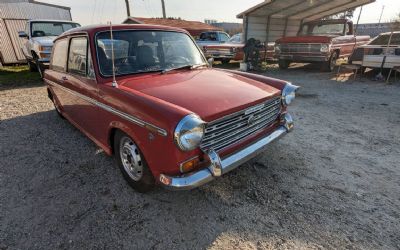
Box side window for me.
[50,39,68,71]
[346,23,351,35]
[68,37,87,76]
[220,33,229,42]
[87,48,95,79]
[208,32,217,41]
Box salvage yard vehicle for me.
[18,19,80,78]
[350,31,400,69]
[203,33,275,64]
[44,24,298,192]
[195,31,230,50]
[275,19,370,71]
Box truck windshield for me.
[299,23,345,36]
[96,30,206,76]
[31,22,80,37]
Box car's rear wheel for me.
[114,131,155,192]
[278,59,290,69]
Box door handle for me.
[61,76,68,81]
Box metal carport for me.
[237,0,376,43]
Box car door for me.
[64,36,100,138]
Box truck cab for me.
[275,19,370,71]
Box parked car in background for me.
[203,33,275,64]
[350,31,400,69]
[195,31,230,50]
[18,19,80,77]
[275,19,370,71]
[44,24,299,192]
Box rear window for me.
[199,32,218,41]
[50,39,68,71]
[370,33,400,45]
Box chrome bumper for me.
[159,114,294,190]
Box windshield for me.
[96,30,206,76]
[31,22,80,37]
[370,33,400,46]
[299,23,345,36]
[228,34,242,44]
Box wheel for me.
[35,57,44,78]
[322,52,338,72]
[27,59,38,72]
[221,58,230,64]
[114,131,155,192]
[278,59,290,69]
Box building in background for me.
[213,22,242,36]
[123,17,222,38]
[0,0,72,65]
[204,19,217,25]
[355,23,394,38]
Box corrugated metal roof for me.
[237,0,376,22]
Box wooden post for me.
[124,0,131,17]
[161,0,166,18]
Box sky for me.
[38,0,400,25]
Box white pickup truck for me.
[195,31,230,50]
[18,19,80,77]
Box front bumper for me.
[204,51,236,59]
[159,114,294,190]
[278,54,329,62]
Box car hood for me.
[32,36,56,46]
[277,35,337,44]
[118,69,281,122]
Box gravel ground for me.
[1,65,399,249]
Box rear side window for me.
[68,37,88,76]
[50,39,68,71]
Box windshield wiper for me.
[161,64,207,74]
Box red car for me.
[44,24,299,192]
[203,33,276,63]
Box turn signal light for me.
[180,157,200,173]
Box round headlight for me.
[320,44,330,53]
[282,83,299,106]
[174,114,205,151]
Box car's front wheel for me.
[27,59,37,72]
[114,131,155,192]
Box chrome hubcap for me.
[120,137,143,181]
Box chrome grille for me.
[201,97,281,152]
[281,43,321,53]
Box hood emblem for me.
[247,114,256,127]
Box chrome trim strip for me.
[46,79,168,136]
[160,114,294,190]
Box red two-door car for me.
[44,24,299,192]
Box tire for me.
[322,52,338,72]
[278,59,290,69]
[221,58,230,64]
[114,131,155,192]
[28,59,38,72]
[35,57,44,79]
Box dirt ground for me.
[0,64,399,249]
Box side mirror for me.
[18,31,28,38]
[208,58,214,68]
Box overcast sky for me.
[39,0,399,25]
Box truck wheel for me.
[221,59,230,64]
[28,60,38,72]
[322,52,338,72]
[278,59,290,69]
[35,58,44,79]
[114,131,155,193]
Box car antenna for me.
[109,21,118,88]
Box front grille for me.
[281,43,321,53]
[200,97,281,152]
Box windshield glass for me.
[299,23,345,36]
[96,30,206,76]
[31,22,80,37]
[228,34,242,43]
[370,33,400,45]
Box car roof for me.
[59,24,189,38]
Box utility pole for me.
[161,0,166,18]
[378,5,385,24]
[125,0,131,17]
